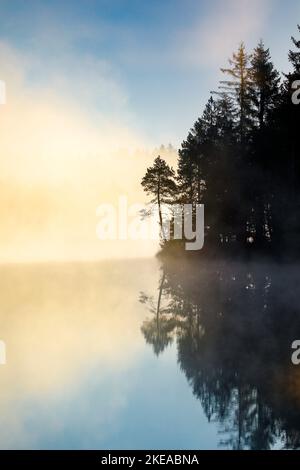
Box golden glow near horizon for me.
[0,42,179,262]
[0,0,281,263]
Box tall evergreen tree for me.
[141,156,177,238]
[251,41,280,129]
[289,24,300,75]
[218,43,254,144]
[177,131,200,204]
[141,25,300,257]
[247,42,281,246]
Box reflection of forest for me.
[140,258,300,449]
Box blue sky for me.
[1,0,299,146]
[0,0,299,262]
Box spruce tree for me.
[218,43,254,144]
[251,41,280,129]
[141,156,177,238]
[289,24,300,75]
[177,132,199,204]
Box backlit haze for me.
[0,0,298,262]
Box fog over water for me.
[0,257,299,449]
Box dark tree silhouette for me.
[140,256,300,449]
[218,42,254,145]
[139,25,300,450]
[141,26,300,259]
[289,24,300,74]
[141,156,177,240]
[140,270,177,355]
[251,40,280,129]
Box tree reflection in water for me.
[140,257,300,450]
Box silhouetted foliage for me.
[142,26,300,258]
[141,257,300,449]
[141,156,177,240]
[140,26,300,450]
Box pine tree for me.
[215,95,236,141]
[251,41,280,129]
[218,43,254,144]
[141,25,300,257]
[141,156,177,238]
[289,24,300,75]
[248,42,281,246]
[177,98,219,206]
[177,132,199,204]
[177,96,241,248]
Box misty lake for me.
[0,257,299,450]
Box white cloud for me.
[177,0,272,68]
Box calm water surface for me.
[0,258,299,449]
